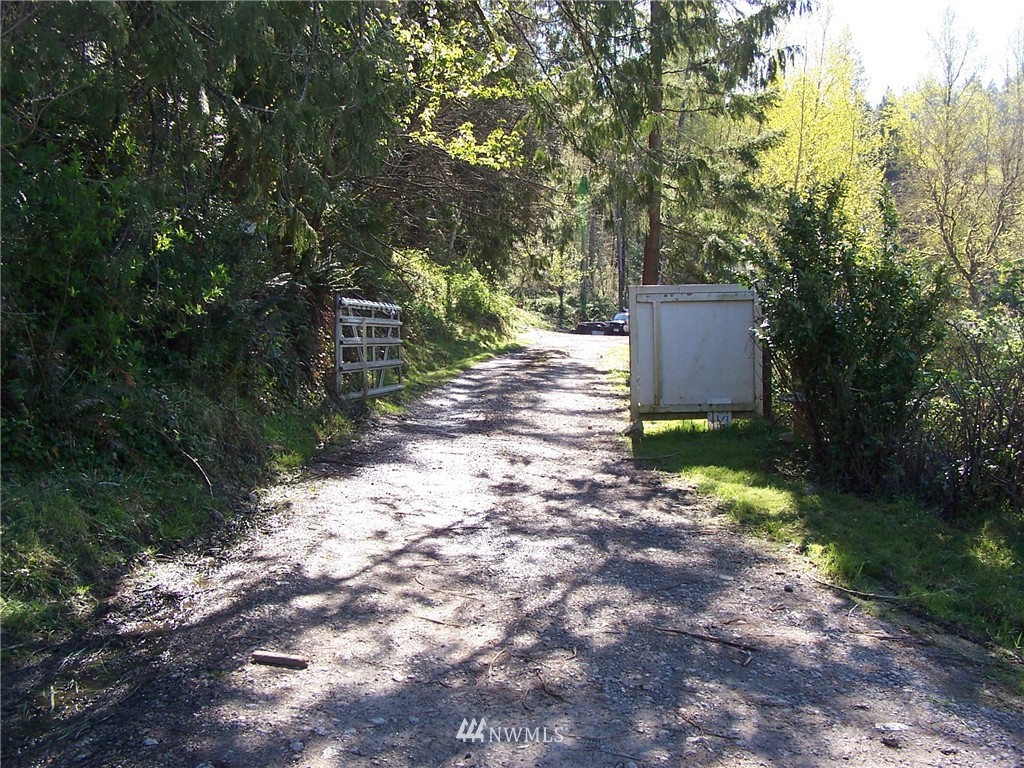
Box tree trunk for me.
[641,149,662,285]
[616,200,627,310]
[579,216,589,320]
[642,0,666,286]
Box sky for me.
[781,0,1024,105]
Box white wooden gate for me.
[335,297,404,401]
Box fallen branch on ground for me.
[649,624,759,653]
[557,733,647,761]
[251,650,309,669]
[811,577,901,601]
[848,629,929,645]
[484,648,506,681]
[600,749,647,761]
[505,645,579,663]
[413,575,478,598]
[415,614,466,629]
[157,429,212,494]
[630,451,686,461]
[310,455,366,468]
[534,669,567,701]
[521,670,567,710]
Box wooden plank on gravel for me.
[251,650,309,669]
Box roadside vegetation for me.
[0,298,521,651]
[633,420,1024,683]
[1,2,538,650]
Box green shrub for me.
[751,182,943,494]
[387,249,515,341]
[520,293,564,321]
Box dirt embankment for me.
[4,331,1023,768]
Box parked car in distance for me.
[609,311,629,335]
[573,320,609,335]
[572,311,629,336]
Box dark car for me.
[573,320,609,334]
[573,311,629,335]
[608,311,629,335]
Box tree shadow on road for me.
[6,338,1023,768]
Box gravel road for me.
[5,330,1023,768]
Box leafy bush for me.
[386,249,515,341]
[518,290,617,326]
[520,293,566,323]
[914,308,1024,516]
[751,182,942,494]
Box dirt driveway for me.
[6,331,1023,767]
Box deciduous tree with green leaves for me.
[885,11,1024,304]
[757,33,885,238]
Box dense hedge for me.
[1,2,539,474]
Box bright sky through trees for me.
[782,0,1023,105]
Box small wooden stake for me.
[252,650,309,670]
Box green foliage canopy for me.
[0,0,544,469]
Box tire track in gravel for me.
[8,331,1023,768]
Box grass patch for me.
[264,406,321,471]
[1,466,218,645]
[604,341,631,394]
[633,419,1024,670]
[262,403,361,472]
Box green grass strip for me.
[633,419,1024,671]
